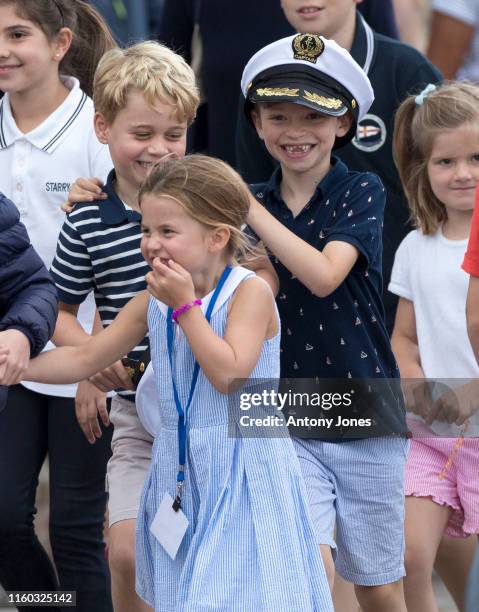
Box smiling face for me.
[140,193,216,274]
[252,101,350,181]
[280,0,360,38]
[95,90,187,202]
[0,3,67,95]
[427,124,479,216]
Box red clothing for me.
[463,190,479,276]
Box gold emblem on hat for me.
[256,87,299,97]
[351,99,357,109]
[292,34,325,64]
[303,90,343,109]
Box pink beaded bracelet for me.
[172,299,202,323]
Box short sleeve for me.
[463,196,479,276]
[324,173,385,267]
[49,215,95,304]
[388,231,415,300]
[432,0,478,25]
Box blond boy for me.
[50,42,199,612]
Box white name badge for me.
[150,493,189,560]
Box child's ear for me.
[94,112,110,144]
[53,27,73,62]
[209,227,231,252]
[251,110,264,140]
[336,112,353,138]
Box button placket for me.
[13,139,29,215]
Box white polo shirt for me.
[0,76,112,397]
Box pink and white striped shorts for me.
[405,433,479,537]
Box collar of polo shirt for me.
[0,77,88,153]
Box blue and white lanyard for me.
[166,266,232,511]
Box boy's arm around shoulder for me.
[177,276,278,394]
[246,174,384,297]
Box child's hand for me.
[430,381,479,426]
[0,346,10,376]
[61,177,107,213]
[146,259,196,308]
[75,379,110,444]
[88,359,135,393]
[401,379,435,421]
[0,330,31,385]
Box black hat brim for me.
[245,64,358,148]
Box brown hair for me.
[93,41,199,125]
[393,81,479,234]
[139,155,253,262]
[1,0,117,97]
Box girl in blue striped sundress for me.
[13,155,334,612]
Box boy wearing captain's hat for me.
[243,34,408,612]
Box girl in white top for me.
[390,82,479,612]
[0,2,115,610]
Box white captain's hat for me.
[241,33,374,147]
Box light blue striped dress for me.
[136,267,333,612]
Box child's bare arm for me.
[391,297,435,421]
[23,292,149,385]
[52,302,92,346]
[466,275,479,365]
[53,305,132,391]
[391,298,423,378]
[247,195,358,297]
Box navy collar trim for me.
[42,92,87,152]
[97,169,141,225]
[0,101,6,149]
[350,12,375,75]
[262,157,348,204]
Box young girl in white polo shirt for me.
[0,2,116,610]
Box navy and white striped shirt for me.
[50,169,149,400]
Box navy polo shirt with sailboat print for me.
[251,157,399,382]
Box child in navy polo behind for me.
[49,41,199,612]
[242,35,408,612]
